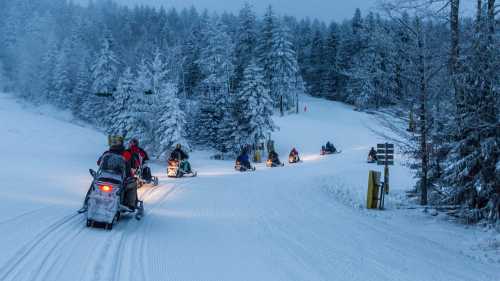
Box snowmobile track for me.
[0,213,82,281]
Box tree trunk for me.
[450,0,463,133]
[416,18,428,206]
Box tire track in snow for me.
[0,213,83,281]
[0,206,51,225]
[95,177,192,281]
[131,177,196,281]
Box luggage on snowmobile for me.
[167,159,197,178]
[86,153,144,230]
[235,160,255,172]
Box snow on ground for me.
[0,92,499,281]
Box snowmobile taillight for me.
[99,184,113,192]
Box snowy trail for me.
[0,93,499,281]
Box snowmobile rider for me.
[268,149,282,165]
[325,141,337,153]
[368,147,377,161]
[236,148,252,169]
[79,136,138,212]
[128,138,153,181]
[128,138,149,167]
[289,147,300,161]
[169,144,192,173]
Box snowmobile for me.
[266,158,284,167]
[134,160,159,187]
[288,155,301,164]
[235,160,256,172]
[86,154,144,230]
[367,155,377,164]
[167,159,197,178]
[320,146,341,156]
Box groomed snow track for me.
[1,93,499,281]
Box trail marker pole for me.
[376,143,394,209]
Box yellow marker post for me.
[367,170,381,209]
[254,149,261,163]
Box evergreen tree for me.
[233,2,257,91]
[257,5,277,90]
[309,29,326,96]
[52,39,73,106]
[91,34,119,96]
[180,28,203,98]
[270,20,301,111]
[108,67,136,137]
[156,83,188,156]
[236,62,275,146]
[323,22,340,99]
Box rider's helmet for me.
[176,143,181,149]
[129,138,139,147]
[108,135,124,148]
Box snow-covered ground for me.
[0,92,499,281]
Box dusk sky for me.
[76,0,477,23]
[80,0,380,22]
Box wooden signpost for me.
[376,143,394,209]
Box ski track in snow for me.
[1,93,499,281]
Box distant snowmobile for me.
[167,159,197,178]
[235,160,256,172]
[167,144,197,178]
[288,148,301,164]
[86,153,144,230]
[367,147,377,163]
[321,141,340,155]
[266,150,284,167]
[235,151,255,172]
[135,160,159,186]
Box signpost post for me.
[376,143,394,209]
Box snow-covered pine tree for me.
[216,94,240,155]
[235,61,275,147]
[69,52,91,116]
[155,82,188,157]
[52,39,73,107]
[127,58,154,145]
[233,2,257,91]
[180,28,203,98]
[269,20,302,111]
[257,5,277,91]
[91,34,119,97]
[322,22,340,100]
[196,18,235,148]
[134,58,153,96]
[309,29,326,97]
[108,67,136,137]
[89,33,119,125]
[444,0,499,222]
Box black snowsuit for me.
[325,142,336,153]
[268,151,281,165]
[170,148,189,161]
[368,148,377,161]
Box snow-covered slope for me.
[0,93,498,281]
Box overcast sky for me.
[85,0,380,22]
[78,0,476,23]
